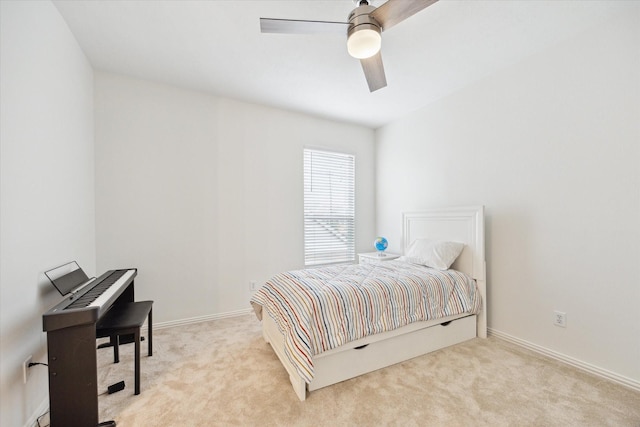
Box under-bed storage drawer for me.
[309,315,476,391]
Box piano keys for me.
[43,267,137,427]
[43,269,137,332]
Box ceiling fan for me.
[260,0,439,92]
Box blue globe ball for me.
[374,237,388,252]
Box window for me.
[304,148,355,266]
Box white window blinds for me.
[304,149,356,266]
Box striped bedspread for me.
[250,260,481,383]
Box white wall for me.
[94,72,376,324]
[376,7,639,385]
[0,1,95,426]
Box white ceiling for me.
[53,0,621,129]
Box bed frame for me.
[262,205,487,401]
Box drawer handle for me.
[354,344,369,350]
[440,321,452,327]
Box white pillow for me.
[401,239,465,270]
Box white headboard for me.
[402,206,487,337]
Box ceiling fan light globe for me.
[347,28,381,59]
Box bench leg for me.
[148,308,153,357]
[134,328,141,395]
[113,335,120,364]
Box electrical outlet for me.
[553,311,567,328]
[250,281,257,292]
[23,355,32,384]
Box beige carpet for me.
[92,314,640,427]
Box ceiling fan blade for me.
[260,18,349,35]
[370,0,439,32]
[360,52,387,92]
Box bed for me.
[251,205,487,401]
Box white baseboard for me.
[153,307,253,330]
[488,328,640,392]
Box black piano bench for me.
[96,301,153,395]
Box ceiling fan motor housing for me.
[348,4,381,35]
